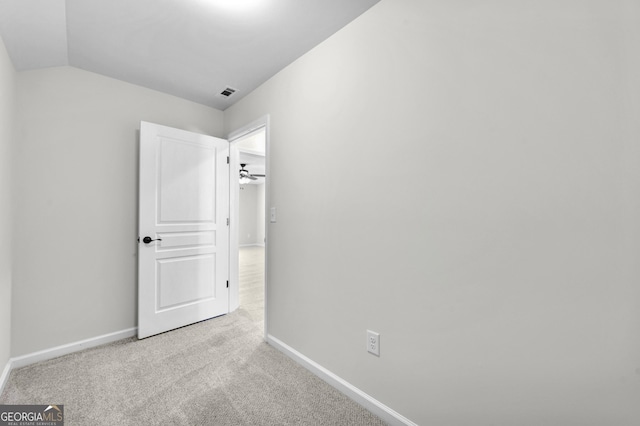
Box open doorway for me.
[236,129,265,329]
[229,118,269,337]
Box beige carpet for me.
[1,247,386,425]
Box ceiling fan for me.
[239,163,265,184]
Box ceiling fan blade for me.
[239,163,265,181]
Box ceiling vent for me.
[219,86,238,98]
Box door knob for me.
[142,236,162,244]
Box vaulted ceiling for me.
[0,0,380,110]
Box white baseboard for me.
[0,360,11,397]
[267,335,417,426]
[10,327,137,370]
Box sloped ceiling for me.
[0,0,380,110]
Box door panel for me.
[156,255,216,310]
[138,121,229,339]
[156,231,216,250]
[157,137,216,223]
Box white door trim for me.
[227,115,270,341]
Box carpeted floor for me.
[0,247,386,425]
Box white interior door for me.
[138,121,229,339]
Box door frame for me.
[227,115,270,341]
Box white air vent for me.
[219,86,238,98]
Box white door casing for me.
[138,121,229,339]
[228,115,270,339]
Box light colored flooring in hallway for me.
[239,245,265,330]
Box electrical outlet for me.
[367,330,380,356]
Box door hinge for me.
[226,218,230,226]
[227,156,230,164]
[226,280,229,288]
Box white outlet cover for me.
[367,330,380,356]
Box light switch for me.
[270,207,277,223]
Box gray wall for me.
[0,36,14,374]
[225,0,640,424]
[12,66,224,356]
[239,184,258,246]
[239,183,266,246]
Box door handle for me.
[142,236,162,244]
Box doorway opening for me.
[228,117,269,338]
